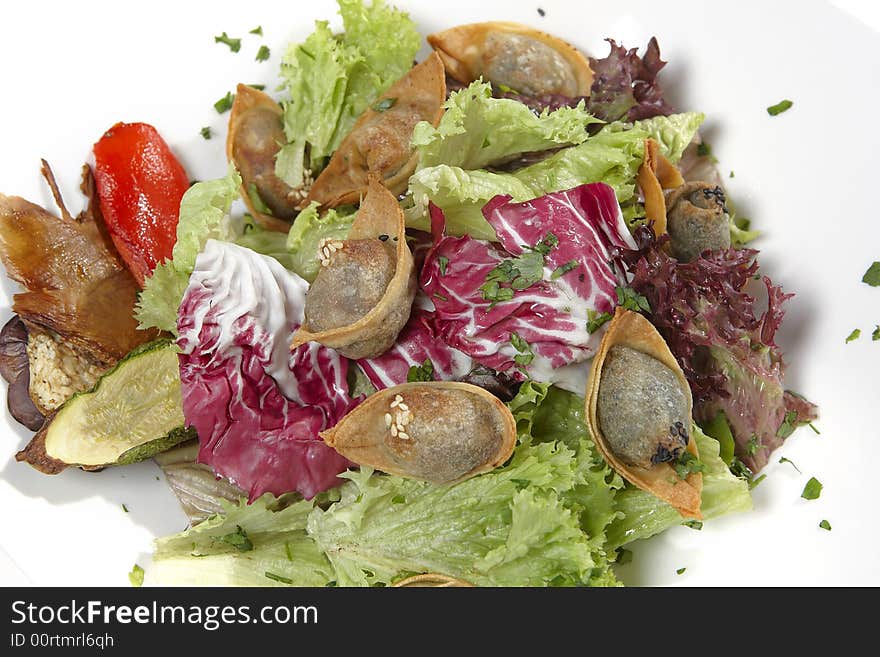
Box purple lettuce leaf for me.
[588,37,674,123]
[177,240,359,502]
[619,227,817,472]
[420,182,634,383]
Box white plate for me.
[1,0,878,587]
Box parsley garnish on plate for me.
[214,32,242,53]
[249,26,263,36]
[214,91,235,114]
[128,564,144,587]
[819,519,832,531]
[683,520,703,530]
[676,567,687,575]
[862,262,880,286]
[779,456,801,473]
[673,451,704,479]
[873,326,880,341]
[767,99,793,116]
[845,328,861,343]
[255,45,271,62]
[200,126,212,140]
[801,477,823,500]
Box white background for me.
[0,0,878,586]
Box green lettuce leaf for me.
[275,0,419,188]
[413,81,597,171]
[408,112,704,239]
[284,202,357,282]
[605,424,753,551]
[136,168,242,333]
[152,495,334,586]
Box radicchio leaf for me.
[618,227,817,471]
[357,296,473,390]
[421,183,634,385]
[177,240,359,501]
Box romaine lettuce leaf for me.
[275,0,419,187]
[605,424,752,550]
[152,495,335,586]
[413,81,597,171]
[136,167,242,333]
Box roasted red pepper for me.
[93,122,189,286]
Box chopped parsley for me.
[846,328,861,343]
[128,564,144,587]
[729,170,735,178]
[746,434,762,455]
[861,261,880,286]
[801,477,823,500]
[730,458,753,483]
[200,126,212,140]
[776,410,799,439]
[778,456,801,473]
[586,310,613,334]
[219,525,254,552]
[214,91,235,114]
[264,571,293,585]
[551,259,579,280]
[819,519,832,531]
[873,326,880,341]
[673,451,704,480]
[438,256,449,276]
[509,332,535,367]
[255,45,271,62]
[407,358,436,383]
[767,99,793,116]
[249,26,263,36]
[372,97,397,112]
[121,503,129,513]
[676,567,687,575]
[683,520,703,530]
[214,32,242,53]
[615,286,651,313]
[480,235,557,303]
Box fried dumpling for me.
[304,53,446,208]
[227,84,305,232]
[291,176,416,359]
[320,382,516,484]
[427,22,593,97]
[586,308,703,519]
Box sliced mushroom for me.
[320,382,516,485]
[227,84,304,232]
[428,22,593,97]
[305,53,446,208]
[586,308,702,518]
[291,176,416,359]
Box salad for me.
[0,0,818,587]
